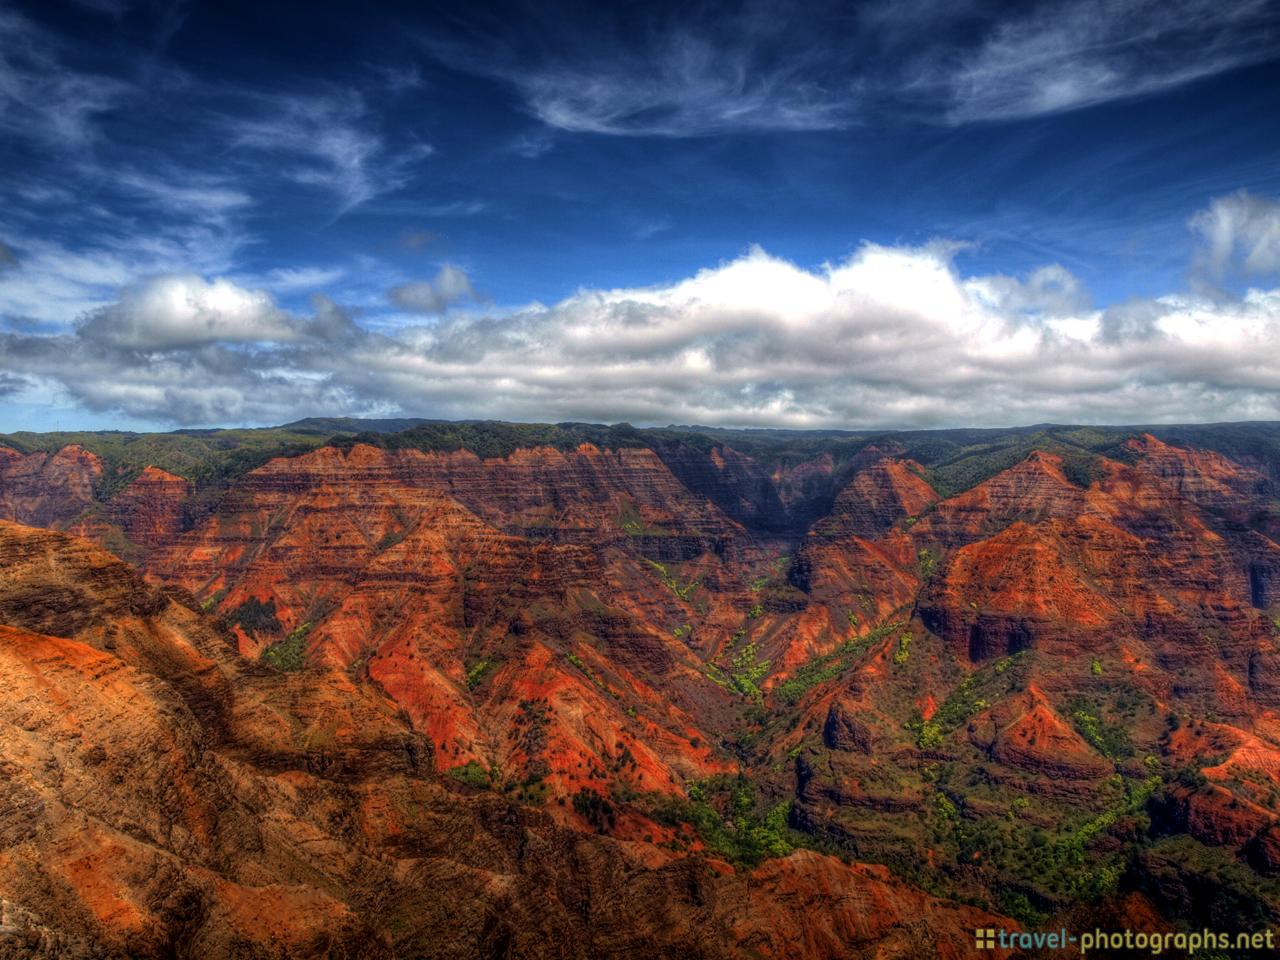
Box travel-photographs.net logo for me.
[973,927,1277,954]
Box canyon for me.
[1,418,1279,957]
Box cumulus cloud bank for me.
[77,275,297,349]
[4,231,1280,428]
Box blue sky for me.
[2,0,1280,431]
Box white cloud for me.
[1191,190,1280,279]
[388,264,478,315]
[0,10,132,149]
[431,0,1280,135]
[519,32,851,136]
[933,0,1279,123]
[0,222,248,325]
[112,169,251,222]
[966,264,1092,320]
[226,90,432,211]
[5,207,1280,428]
[76,275,297,348]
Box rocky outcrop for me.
[968,688,1112,780]
[912,450,1087,547]
[816,457,936,540]
[0,444,101,527]
[823,697,875,753]
[105,466,191,546]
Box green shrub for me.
[1069,701,1134,760]
[465,659,493,689]
[261,621,311,671]
[893,634,911,665]
[572,788,616,832]
[917,548,937,580]
[651,777,794,866]
[448,760,493,789]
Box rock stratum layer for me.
[3,420,1280,956]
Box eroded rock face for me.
[0,445,102,527]
[823,698,875,754]
[968,688,1112,781]
[6,426,1280,953]
[0,520,1002,959]
[105,466,192,547]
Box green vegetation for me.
[447,760,494,789]
[711,638,770,701]
[566,651,611,693]
[1060,452,1105,489]
[261,621,312,671]
[651,777,795,866]
[10,419,1280,526]
[1140,835,1280,932]
[1069,699,1134,760]
[644,558,700,600]
[774,620,904,705]
[0,425,333,507]
[909,656,1021,748]
[1090,658,1104,676]
[465,658,494,689]
[376,529,406,552]
[572,787,617,832]
[916,548,936,580]
[892,633,912,665]
[617,498,664,536]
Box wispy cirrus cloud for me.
[1191,189,1280,281]
[930,0,1280,123]
[516,33,852,137]
[425,10,857,137]
[0,10,436,338]
[426,0,1280,136]
[226,90,433,211]
[0,9,132,148]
